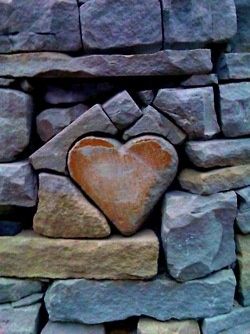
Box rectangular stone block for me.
[237,234,250,306]
[218,53,250,80]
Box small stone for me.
[181,74,218,87]
[68,136,178,235]
[219,83,250,137]
[138,319,200,334]
[36,104,88,142]
[29,104,118,174]
[161,191,237,281]
[153,87,219,139]
[136,90,155,106]
[218,53,250,80]
[0,161,37,207]
[0,221,22,236]
[41,321,105,334]
[237,234,250,306]
[11,293,43,308]
[33,173,110,238]
[186,139,250,168]
[45,270,236,324]
[179,165,250,195]
[20,80,34,93]
[123,106,186,145]
[0,78,15,87]
[103,91,142,130]
[236,186,250,234]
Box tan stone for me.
[237,234,250,306]
[0,230,159,280]
[138,319,200,334]
[68,136,178,236]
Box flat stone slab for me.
[41,321,105,334]
[237,234,250,306]
[138,319,200,334]
[0,50,212,78]
[45,269,236,324]
[181,74,218,87]
[236,186,250,234]
[0,230,159,280]
[218,53,250,80]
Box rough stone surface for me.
[45,270,236,324]
[33,173,110,238]
[237,234,250,306]
[153,87,219,139]
[80,0,162,53]
[179,165,250,195]
[236,187,250,234]
[0,89,33,162]
[0,230,158,279]
[103,91,142,130]
[136,90,155,106]
[29,104,118,174]
[138,319,200,334]
[41,321,105,334]
[0,50,212,78]
[0,78,15,87]
[219,83,250,137]
[11,293,43,309]
[0,221,22,236]
[123,106,186,145]
[161,191,237,281]
[218,53,250,80]
[181,74,218,87]
[0,0,81,53]
[37,104,88,142]
[68,136,178,235]
[186,139,250,168]
[0,161,37,207]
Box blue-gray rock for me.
[11,293,44,308]
[0,89,33,162]
[219,83,250,137]
[0,221,22,236]
[45,270,236,324]
[236,187,250,234]
[186,139,250,168]
[41,321,105,334]
[0,161,37,207]
[153,87,219,139]
[80,0,162,53]
[181,74,218,87]
[0,78,15,87]
[136,90,155,106]
[161,191,237,281]
[218,53,250,80]
[0,0,81,53]
[237,234,250,306]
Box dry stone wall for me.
[0,0,250,333]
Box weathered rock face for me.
[236,186,250,234]
[45,270,236,324]
[137,319,200,334]
[0,0,81,53]
[0,78,15,87]
[218,53,250,80]
[11,293,43,309]
[0,230,159,279]
[161,191,237,281]
[0,89,33,162]
[237,234,250,306]
[80,0,162,53]
[153,87,219,139]
[0,221,22,236]
[68,136,178,235]
[33,173,110,238]
[41,321,105,334]
[136,90,155,106]
[181,74,218,87]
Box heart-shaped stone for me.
[68,136,178,235]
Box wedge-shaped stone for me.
[218,53,250,80]
[237,234,250,306]
[138,319,200,334]
[0,230,158,279]
[41,321,105,334]
[236,187,250,234]
[45,270,235,324]
[181,74,218,87]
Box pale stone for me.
[237,234,250,306]
[138,319,200,334]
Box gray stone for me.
[80,0,162,53]
[202,304,250,334]
[103,91,142,130]
[45,270,236,324]
[236,187,250,234]
[138,319,200,334]
[36,104,88,142]
[218,53,250,80]
[11,293,43,308]
[237,234,250,306]
[136,90,155,106]
[0,78,15,87]
[219,83,250,137]
[181,74,218,87]
[20,80,35,94]
[161,191,237,281]
[123,106,186,145]
[0,278,42,304]
[41,321,105,334]
[153,87,219,139]
[29,104,118,174]
[0,161,37,207]
[0,89,33,162]
[179,165,250,195]
[0,0,81,53]
[186,139,250,168]
[0,50,212,78]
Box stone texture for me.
[29,104,118,174]
[186,139,250,168]
[0,161,37,207]
[161,191,237,281]
[103,91,142,130]
[179,165,250,195]
[41,321,105,334]
[0,78,15,87]
[236,187,250,234]
[11,293,43,308]
[0,89,33,162]
[45,269,235,324]
[0,50,212,78]
[219,83,250,137]
[181,74,218,87]
[218,53,250,80]
[237,234,250,306]
[80,0,162,53]
[0,0,81,53]
[153,87,219,139]
[0,230,158,279]
[0,221,22,236]
[37,104,88,142]
[33,173,110,238]
[123,106,186,145]
[136,90,155,106]
[68,136,178,235]
[138,319,200,334]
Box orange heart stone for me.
[68,136,178,235]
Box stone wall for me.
[0,0,250,333]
